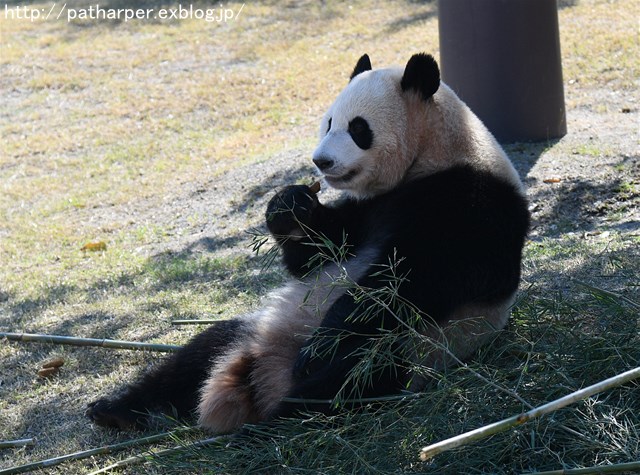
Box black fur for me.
[348,116,374,150]
[350,53,372,81]
[267,165,529,416]
[265,184,319,275]
[86,319,248,429]
[401,53,440,100]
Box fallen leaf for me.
[81,241,107,252]
[42,357,65,369]
[37,367,59,378]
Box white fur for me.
[406,292,516,391]
[315,69,524,199]
[314,69,411,197]
[198,246,379,432]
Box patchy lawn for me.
[0,0,638,473]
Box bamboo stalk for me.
[171,319,219,325]
[87,436,224,475]
[419,366,640,461]
[521,461,640,475]
[0,431,193,475]
[0,439,34,449]
[0,332,180,352]
[281,391,424,405]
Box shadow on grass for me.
[178,276,639,474]
[558,0,579,8]
[230,163,318,215]
[504,140,560,179]
[0,159,317,341]
[524,153,640,237]
[384,1,437,33]
[2,243,280,327]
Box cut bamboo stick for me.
[0,431,191,475]
[521,461,640,475]
[419,366,640,461]
[87,436,224,475]
[0,439,34,449]
[0,332,180,352]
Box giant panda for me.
[86,53,530,433]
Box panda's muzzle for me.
[313,152,359,184]
[323,168,359,185]
[312,155,334,172]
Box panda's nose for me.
[313,156,334,171]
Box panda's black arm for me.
[279,203,364,276]
[266,185,364,277]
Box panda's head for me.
[313,53,440,199]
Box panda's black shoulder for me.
[401,164,523,201]
[372,164,530,234]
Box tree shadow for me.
[173,234,247,255]
[558,0,579,8]
[230,163,318,215]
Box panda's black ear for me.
[350,54,372,81]
[401,53,440,100]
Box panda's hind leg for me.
[197,303,312,433]
[86,318,247,430]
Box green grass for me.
[1,0,639,473]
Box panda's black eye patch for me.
[348,116,373,150]
[326,118,332,135]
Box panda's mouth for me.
[324,168,359,184]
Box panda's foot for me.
[86,398,147,431]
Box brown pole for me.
[438,0,567,142]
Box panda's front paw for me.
[266,185,319,240]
